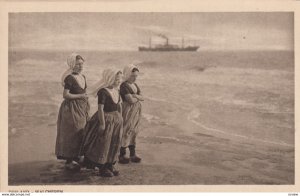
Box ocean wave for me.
[145,95,184,108]
[141,135,189,143]
[142,113,160,122]
[189,65,215,72]
[9,98,60,107]
[142,113,168,126]
[139,61,159,67]
[15,58,59,67]
[187,109,293,147]
[145,97,168,103]
[212,96,293,114]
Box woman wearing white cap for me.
[119,64,144,164]
[81,68,123,177]
[55,53,90,171]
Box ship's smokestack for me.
[157,33,169,45]
[157,33,168,40]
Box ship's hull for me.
[138,46,199,52]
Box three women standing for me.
[55,53,90,171]
[56,55,144,176]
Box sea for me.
[8,49,294,163]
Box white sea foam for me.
[142,113,160,123]
[187,109,293,147]
[15,58,58,67]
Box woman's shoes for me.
[99,167,114,177]
[128,145,141,163]
[130,155,142,163]
[118,155,130,164]
[108,164,120,176]
[80,157,96,170]
[98,163,119,177]
[65,161,81,172]
[119,155,142,163]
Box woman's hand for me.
[81,93,88,99]
[125,94,138,104]
[134,94,144,101]
[63,89,89,100]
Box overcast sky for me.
[9,12,293,51]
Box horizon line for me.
[8,47,295,53]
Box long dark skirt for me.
[81,111,123,164]
[121,101,142,147]
[55,98,90,160]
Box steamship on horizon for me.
[138,35,199,52]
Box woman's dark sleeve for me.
[97,89,107,105]
[83,74,87,89]
[120,84,131,97]
[135,83,141,95]
[64,75,73,90]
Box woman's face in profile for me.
[113,73,122,87]
[128,71,138,83]
[73,59,84,73]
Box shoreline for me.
[8,114,294,185]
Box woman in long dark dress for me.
[119,64,144,164]
[55,53,90,171]
[81,68,123,177]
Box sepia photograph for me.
[0,1,299,192]
[6,11,295,186]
